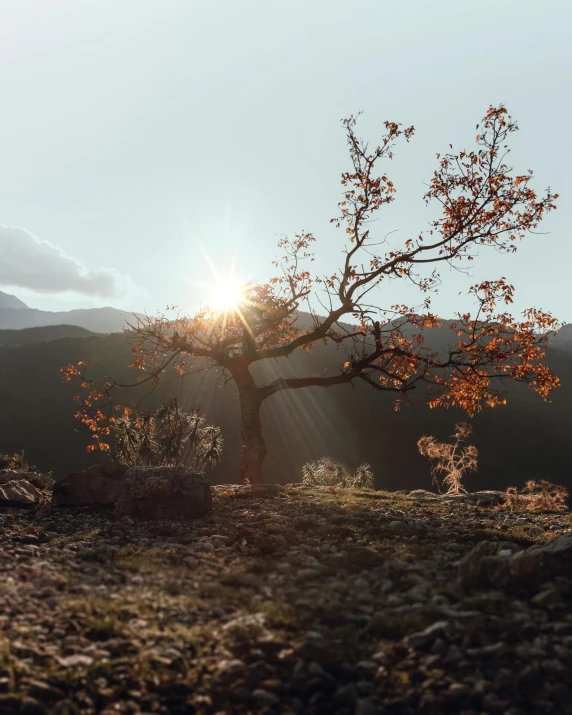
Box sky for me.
[0,0,570,322]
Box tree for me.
[63,105,560,485]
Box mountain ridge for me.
[0,291,143,333]
[0,289,29,310]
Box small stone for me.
[388,520,402,529]
[527,526,544,536]
[251,689,280,707]
[27,681,64,702]
[553,622,572,635]
[58,654,94,668]
[164,647,182,659]
[444,645,463,665]
[334,683,358,705]
[447,682,470,698]
[51,702,80,715]
[405,620,450,649]
[531,588,561,607]
[356,698,378,715]
[307,661,328,677]
[21,697,46,715]
[541,659,563,672]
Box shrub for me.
[0,450,35,472]
[301,457,375,489]
[112,399,223,473]
[417,422,478,495]
[502,480,569,513]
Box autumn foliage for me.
[62,105,560,484]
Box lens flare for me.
[210,276,245,312]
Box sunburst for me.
[209,275,245,312]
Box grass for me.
[47,528,102,547]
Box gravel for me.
[0,484,570,713]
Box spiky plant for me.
[417,422,478,495]
[301,457,375,489]
[112,399,223,474]
[352,463,375,489]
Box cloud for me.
[0,225,132,298]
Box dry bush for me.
[0,450,35,472]
[302,457,375,489]
[502,480,569,513]
[417,422,478,495]
[113,399,223,473]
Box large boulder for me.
[114,466,212,520]
[507,533,572,586]
[52,463,128,506]
[0,472,44,507]
[0,470,54,492]
[460,534,572,589]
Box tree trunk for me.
[233,367,267,485]
[238,388,267,485]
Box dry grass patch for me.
[501,480,569,513]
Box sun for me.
[210,276,245,312]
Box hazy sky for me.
[0,0,570,321]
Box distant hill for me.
[0,325,96,347]
[0,318,570,492]
[551,324,572,351]
[0,290,28,310]
[0,292,142,333]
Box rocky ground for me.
[0,484,571,715]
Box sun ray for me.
[210,276,245,312]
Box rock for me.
[459,540,521,587]
[447,682,471,699]
[471,490,506,507]
[0,695,21,712]
[508,533,572,586]
[460,534,572,589]
[408,489,441,500]
[404,620,451,649]
[26,681,64,702]
[369,605,446,639]
[114,466,212,520]
[57,654,94,668]
[251,689,281,707]
[0,470,53,491]
[21,697,46,715]
[334,683,358,705]
[0,476,43,506]
[51,701,80,715]
[356,698,378,715]
[53,463,128,506]
[527,526,544,536]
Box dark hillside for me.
[0,324,570,490]
[0,325,96,346]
